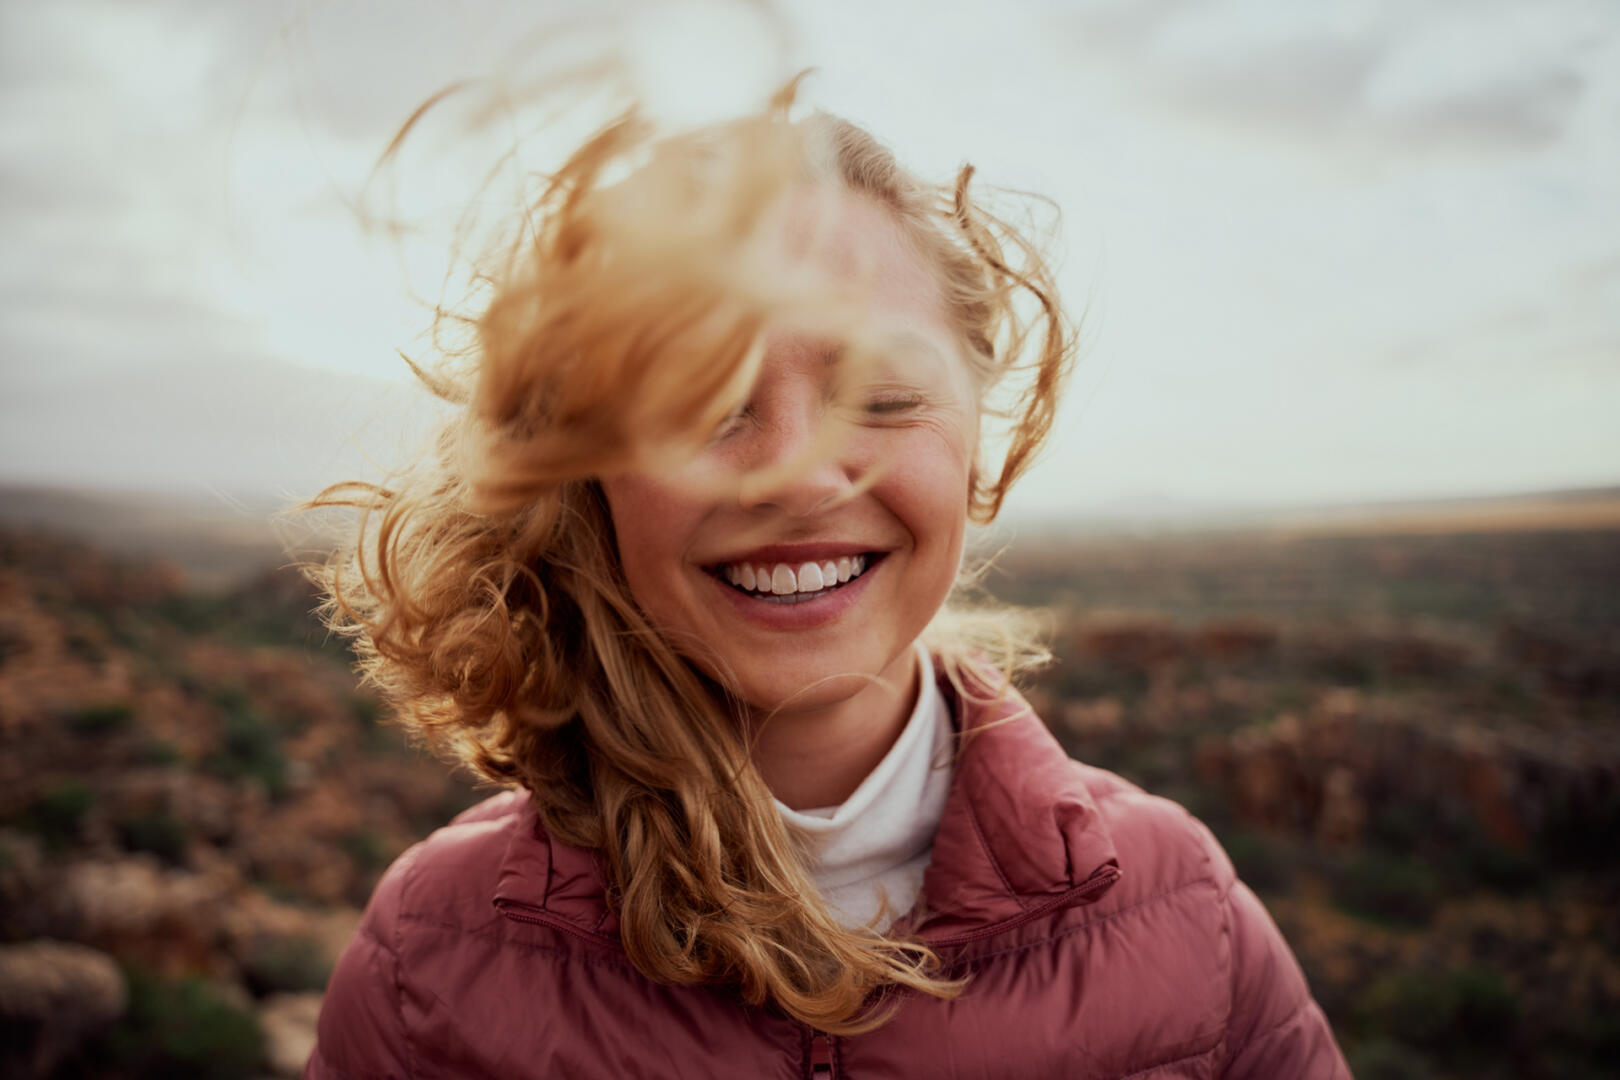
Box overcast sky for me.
[1,0,1616,521]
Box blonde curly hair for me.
[305,80,1076,1033]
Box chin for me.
[722,646,909,717]
[738,673,858,715]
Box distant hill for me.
[5,481,1618,591]
[1218,485,1620,538]
[0,486,317,590]
[992,484,1620,542]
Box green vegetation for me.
[204,688,288,799]
[1353,967,1520,1060]
[63,626,107,663]
[339,828,388,873]
[1218,829,1298,896]
[241,935,333,996]
[135,738,183,766]
[1331,850,1443,928]
[1347,1038,1436,1080]
[116,809,188,864]
[17,781,94,852]
[157,571,347,655]
[69,967,266,1080]
[67,700,135,736]
[348,694,383,729]
[349,692,396,749]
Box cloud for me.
[1380,249,1620,378]
[1051,0,1603,160]
[0,3,235,318]
[1378,72,1584,153]
[3,0,1616,514]
[0,347,448,497]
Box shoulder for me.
[1054,764,1242,1012]
[309,791,534,1075]
[1072,761,1236,902]
[368,788,532,928]
[448,786,530,827]
[1066,765,1350,1076]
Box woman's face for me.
[600,190,977,715]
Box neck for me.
[747,646,922,811]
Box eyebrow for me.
[884,331,947,361]
[816,342,847,368]
[817,332,945,366]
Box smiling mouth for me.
[705,553,882,604]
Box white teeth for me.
[718,555,873,594]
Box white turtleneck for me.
[773,644,955,933]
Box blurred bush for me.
[204,689,289,799]
[1331,851,1442,928]
[66,701,135,737]
[240,936,332,997]
[18,783,95,853]
[66,967,266,1080]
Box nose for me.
[734,394,856,517]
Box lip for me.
[703,551,886,631]
[699,541,888,568]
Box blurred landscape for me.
[1,483,1616,1079]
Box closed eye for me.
[862,392,926,416]
[709,402,752,441]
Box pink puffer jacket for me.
[306,676,1350,1078]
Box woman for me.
[304,87,1350,1078]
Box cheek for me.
[877,426,973,562]
[599,476,705,604]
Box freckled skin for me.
[600,189,977,807]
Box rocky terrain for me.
[0,503,1616,1078]
[0,529,481,1078]
[1003,525,1620,1080]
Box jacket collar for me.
[904,665,1121,942]
[492,663,1120,944]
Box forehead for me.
[754,196,965,395]
[750,184,966,392]
[771,184,950,329]
[665,183,981,485]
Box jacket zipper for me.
[808,1030,837,1079]
[797,870,1114,1079]
[925,863,1122,948]
[494,899,621,950]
